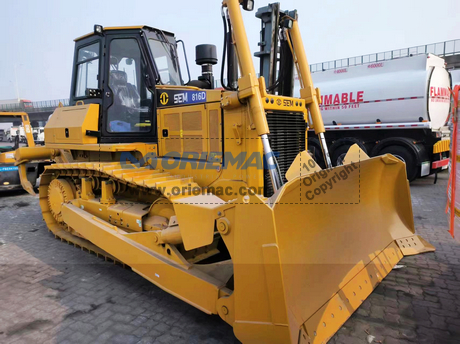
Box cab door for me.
[101,33,157,143]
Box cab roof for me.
[74,25,175,42]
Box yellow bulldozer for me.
[0,112,43,190]
[15,0,434,342]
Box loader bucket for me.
[231,148,434,343]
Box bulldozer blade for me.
[286,150,322,182]
[232,154,434,343]
[18,163,36,195]
[342,143,370,165]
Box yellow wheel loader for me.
[15,1,434,343]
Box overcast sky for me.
[0,0,459,102]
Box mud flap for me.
[246,147,434,343]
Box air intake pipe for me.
[195,44,218,89]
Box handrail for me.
[310,39,460,73]
[0,98,70,113]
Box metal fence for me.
[310,39,460,73]
[0,98,69,113]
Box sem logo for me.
[174,93,188,104]
[276,99,282,106]
[283,99,294,107]
[159,92,169,105]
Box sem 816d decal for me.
[157,90,207,107]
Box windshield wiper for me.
[156,30,176,66]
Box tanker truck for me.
[297,53,451,181]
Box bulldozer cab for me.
[70,26,182,143]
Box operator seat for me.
[109,70,140,109]
[108,70,141,131]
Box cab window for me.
[75,42,100,98]
[107,38,152,133]
[148,39,181,86]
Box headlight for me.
[242,0,254,11]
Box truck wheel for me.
[331,145,351,166]
[379,145,417,182]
